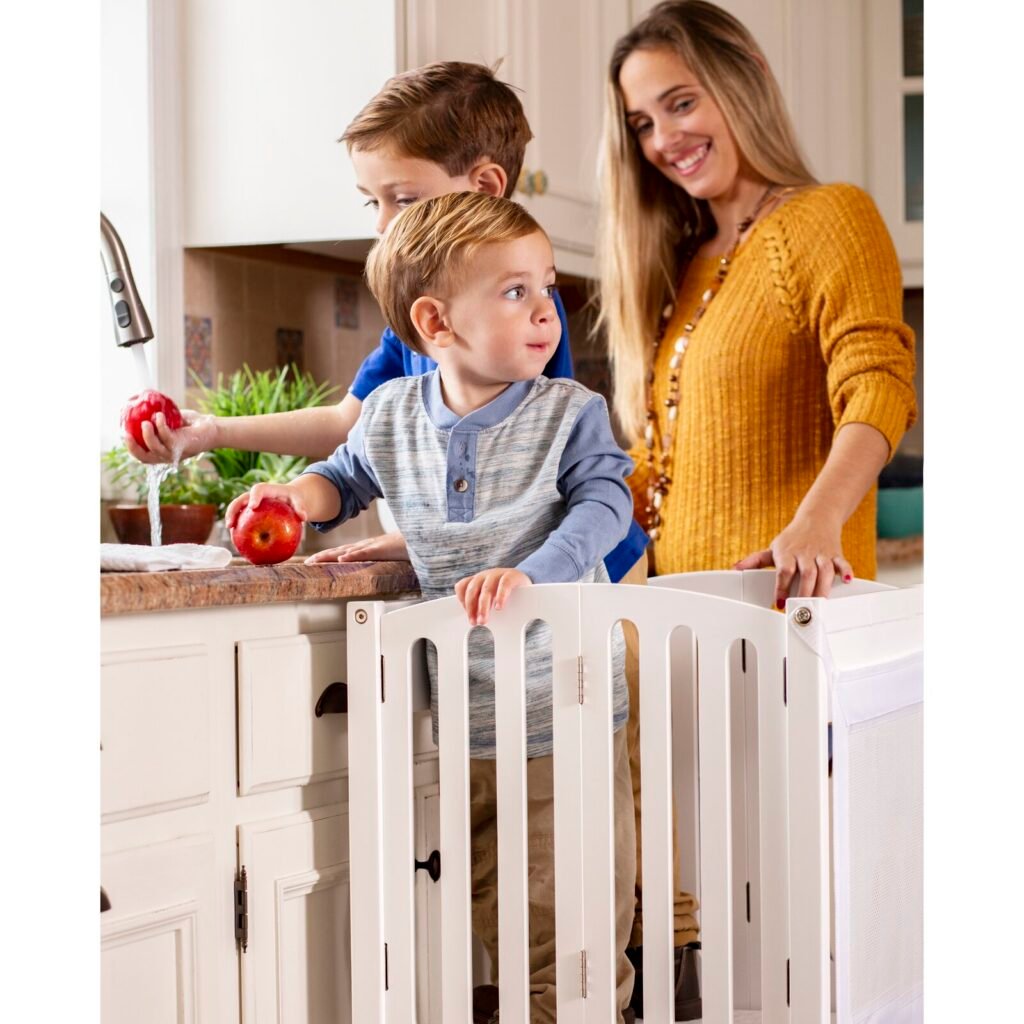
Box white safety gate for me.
[346,570,923,1023]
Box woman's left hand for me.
[733,513,854,609]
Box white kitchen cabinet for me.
[182,0,398,246]
[101,835,219,1024]
[865,0,923,285]
[236,631,349,796]
[101,598,438,1024]
[238,808,353,1024]
[403,0,632,276]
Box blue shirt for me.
[347,289,648,581]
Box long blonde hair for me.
[596,1,817,441]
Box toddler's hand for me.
[454,568,531,626]
[305,530,410,564]
[226,483,308,531]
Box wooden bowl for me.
[108,504,217,546]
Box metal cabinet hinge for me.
[234,867,248,952]
[577,655,585,705]
[580,949,588,998]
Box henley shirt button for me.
[453,478,469,493]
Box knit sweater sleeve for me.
[800,184,918,458]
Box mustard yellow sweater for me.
[629,183,917,580]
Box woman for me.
[597,3,917,1017]
[598,0,917,606]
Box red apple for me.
[231,497,303,565]
[120,389,184,452]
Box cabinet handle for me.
[314,681,348,717]
[516,168,549,198]
[415,849,441,883]
[100,887,111,913]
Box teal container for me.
[877,486,923,539]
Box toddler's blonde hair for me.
[365,192,545,353]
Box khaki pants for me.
[619,553,701,948]
[469,728,637,1024]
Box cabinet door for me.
[238,808,352,1024]
[182,1,397,245]
[504,0,631,273]
[101,836,221,1024]
[236,631,348,795]
[101,644,212,822]
[404,0,631,274]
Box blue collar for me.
[422,370,536,432]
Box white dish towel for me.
[101,543,233,573]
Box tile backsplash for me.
[183,246,385,401]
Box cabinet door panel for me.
[101,644,212,821]
[237,632,348,795]
[239,808,352,1024]
[101,836,219,1024]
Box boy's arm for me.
[516,396,633,584]
[127,328,411,463]
[129,391,364,464]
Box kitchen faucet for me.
[100,212,153,347]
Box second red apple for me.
[231,497,303,565]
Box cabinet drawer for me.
[237,632,348,796]
[101,645,212,822]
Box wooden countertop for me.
[101,558,419,616]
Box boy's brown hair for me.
[365,192,544,353]
[340,61,532,199]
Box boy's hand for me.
[226,483,309,531]
[454,568,531,626]
[304,530,410,564]
[125,409,217,464]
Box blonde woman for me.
[598,2,917,1017]
[600,0,916,599]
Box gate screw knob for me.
[354,609,368,624]
[793,606,813,626]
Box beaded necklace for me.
[641,185,790,541]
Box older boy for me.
[227,192,637,1023]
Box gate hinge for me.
[580,948,588,998]
[577,655,585,704]
[234,866,248,952]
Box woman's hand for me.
[125,409,218,464]
[733,512,854,609]
[304,531,410,564]
[225,483,309,531]
[454,568,531,626]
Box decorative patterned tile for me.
[276,327,305,372]
[184,315,213,387]
[334,275,360,329]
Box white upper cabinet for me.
[404,0,631,275]
[182,1,398,246]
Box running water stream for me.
[129,344,181,547]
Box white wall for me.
[100,0,159,459]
